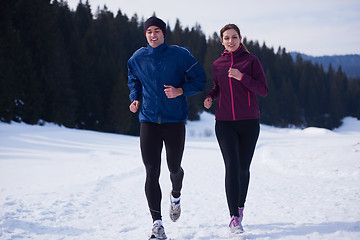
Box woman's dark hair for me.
[220,24,250,53]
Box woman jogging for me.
[204,23,268,234]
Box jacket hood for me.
[147,41,168,54]
[221,46,247,56]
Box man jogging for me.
[127,16,206,239]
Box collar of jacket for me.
[221,46,244,56]
[147,41,168,54]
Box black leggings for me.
[140,122,185,221]
[215,119,259,217]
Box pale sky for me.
[65,0,360,56]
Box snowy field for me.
[0,112,359,240]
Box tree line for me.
[1,0,359,136]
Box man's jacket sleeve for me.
[127,60,142,102]
[181,55,206,97]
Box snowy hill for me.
[1,112,360,239]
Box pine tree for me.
[2,1,359,132]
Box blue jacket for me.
[128,42,206,123]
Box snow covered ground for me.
[0,112,359,240]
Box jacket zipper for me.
[219,93,221,108]
[229,53,236,120]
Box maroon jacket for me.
[206,46,268,121]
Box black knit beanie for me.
[144,16,166,36]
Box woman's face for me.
[146,25,165,48]
[221,29,241,52]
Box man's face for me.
[146,25,165,48]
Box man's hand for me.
[164,85,183,98]
[129,100,140,113]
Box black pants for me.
[140,122,185,221]
[215,119,260,217]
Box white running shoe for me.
[149,220,167,239]
[169,193,181,222]
[229,216,244,234]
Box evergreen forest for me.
[1,0,360,136]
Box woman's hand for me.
[129,100,140,113]
[204,97,213,109]
[228,68,243,81]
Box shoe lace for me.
[229,216,240,228]
[171,202,180,212]
[152,222,163,234]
